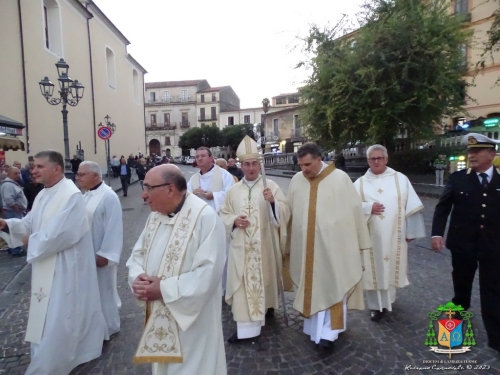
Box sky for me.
[93,0,364,108]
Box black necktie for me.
[480,173,488,188]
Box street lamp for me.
[39,58,84,179]
[98,115,117,182]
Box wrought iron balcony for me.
[146,95,193,105]
[180,121,190,128]
[291,128,303,137]
[198,115,218,121]
[266,132,280,141]
[145,122,178,131]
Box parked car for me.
[173,156,182,164]
[185,156,195,165]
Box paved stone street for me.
[0,165,499,374]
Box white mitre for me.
[236,135,260,161]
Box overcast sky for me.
[93,0,364,108]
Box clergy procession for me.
[0,132,499,374]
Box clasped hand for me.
[132,273,163,302]
[193,188,213,200]
[371,202,385,215]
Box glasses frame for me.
[143,182,171,192]
[368,157,386,163]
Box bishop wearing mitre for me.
[220,136,290,343]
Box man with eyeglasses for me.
[220,136,290,344]
[354,144,425,322]
[76,161,123,340]
[187,146,234,213]
[127,164,227,374]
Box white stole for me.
[84,183,112,227]
[133,193,207,364]
[191,165,223,192]
[26,179,81,344]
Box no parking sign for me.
[97,127,112,140]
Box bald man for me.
[216,159,238,183]
[127,165,227,374]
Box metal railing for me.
[147,95,193,105]
[198,115,218,121]
[145,122,177,131]
[180,121,190,128]
[263,153,294,165]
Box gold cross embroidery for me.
[379,214,385,220]
[444,308,455,319]
[34,287,46,302]
[377,189,383,194]
[384,256,390,262]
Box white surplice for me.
[83,183,123,338]
[187,165,235,212]
[127,200,227,375]
[1,178,106,375]
[354,167,426,311]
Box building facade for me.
[455,0,500,134]
[0,0,147,171]
[196,86,240,130]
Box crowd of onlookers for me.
[0,157,44,256]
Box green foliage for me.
[221,124,256,152]
[178,125,224,150]
[299,0,472,150]
[479,0,500,84]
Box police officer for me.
[431,133,500,354]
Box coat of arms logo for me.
[425,302,475,358]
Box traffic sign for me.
[97,126,112,140]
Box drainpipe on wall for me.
[143,74,147,155]
[17,0,29,153]
[85,2,97,154]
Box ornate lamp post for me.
[38,58,84,179]
[98,115,117,181]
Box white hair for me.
[80,161,102,178]
[366,144,388,158]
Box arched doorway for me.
[165,148,171,157]
[149,139,161,156]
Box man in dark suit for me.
[431,132,500,354]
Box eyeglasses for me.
[368,157,386,163]
[75,172,94,177]
[143,183,171,192]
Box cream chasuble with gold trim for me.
[287,164,371,327]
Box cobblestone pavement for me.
[0,166,499,374]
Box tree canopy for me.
[178,124,224,150]
[298,0,472,150]
[479,0,500,84]
[221,124,256,152]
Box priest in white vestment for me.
[127,164,227,375]
[187,146,235,213]
[77,161,123,337]
[220,136,290,343]
[286,143,371,349]
[354,144,425,321]
[0,151,107,375]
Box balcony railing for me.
[147,95,193,105]
[291,128,303,138]
[266,132,279,141]
[180,121,190,128]
[198,115,218,121]
[145,122,178,131]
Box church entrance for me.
[149,139,161,156]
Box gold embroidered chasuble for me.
[220,178,290,322]
[134,194,208,364]
[354,167,425,290]
[287,165,371,328]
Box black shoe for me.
[11,250,26,257]
[265,308,275,318]
[124,193,127,197]
[318,339,334,350]
[227,332,259,344]
[370,310,385,322]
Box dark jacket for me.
[431,167,500,255]
[23,181,44,211]
[136,164,147,180]
[119,164,132,178]
[227,166,244,181]
[70,158,82,173]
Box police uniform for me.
[431,133,500,352]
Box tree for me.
[479,0,500,84]
[298,0,472,150]
[221,124,256,152]
[178,124,224,150]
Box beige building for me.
[144,80,209,157]
[0,0,147,171]
[454,0,500,130]
[145,81,240,156]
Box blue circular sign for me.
[97,127,112,140]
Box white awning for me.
[0,136,25,151]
